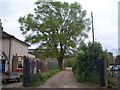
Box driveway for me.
[38,67,97,88]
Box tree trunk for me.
[57,57,63,70]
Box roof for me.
[0,30,30,46]
[1,31,15,38]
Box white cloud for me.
[0,0,119,53]
[1,2,35,41]
[0,0,37,3]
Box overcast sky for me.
[0,0,119,55]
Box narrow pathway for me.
[38,67,97,88]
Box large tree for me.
[18,1,90,69]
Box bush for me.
[107,72,117,87]
[30,69,61,87]
[85,72,99,83]
[73,41,108,84]
[65,58,76,67]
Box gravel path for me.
[38,67,97,88]
[2,82,22,88]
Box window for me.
[18,58,23,68]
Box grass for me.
[81,82,97,88]
[108,76,118,88]
[30,69,61,87]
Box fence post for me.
[99,57,107,87]
[23,56,30,87]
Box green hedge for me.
[72,41,108,84]
[30,69,61,87]
[64,59,76,67]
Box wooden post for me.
[91,12,95,44]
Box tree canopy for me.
[18,1,91,69]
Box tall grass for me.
[30,69,61,87]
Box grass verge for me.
[30,69,61,87]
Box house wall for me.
[2,39,10,72]
[108,52,115,64]
[2,38,28,72]
[0,38,2,59]
[11,39,28,56]
[10,39,28,71]
[28,53,35,59]
[2,39,10,59]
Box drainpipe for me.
[8,38,11,73]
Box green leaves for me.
[18,1,90,59]
[73,41,109,83]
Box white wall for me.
[11,39,28,56]
[10,39,28,71]
[2,38,29,72]
[28,53,35,59]
[2,39,10,72]
[0,38,2,59]
[2,39,10,59]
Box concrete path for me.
[38,67,97,88]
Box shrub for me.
[65,58,76,67]
[30,69,61,87]
[73,41,109,84]
[107,72,117,87]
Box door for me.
[0,59,6,73]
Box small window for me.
[18,58,23,68]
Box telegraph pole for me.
[91,12,95,44]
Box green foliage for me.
[30,69,61,87]
[18,1,90,65]
[64,57,76,67]
[103,49,110,68]
[73,41,109,83]
[30,73,42,87]
[107,72,117,87]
